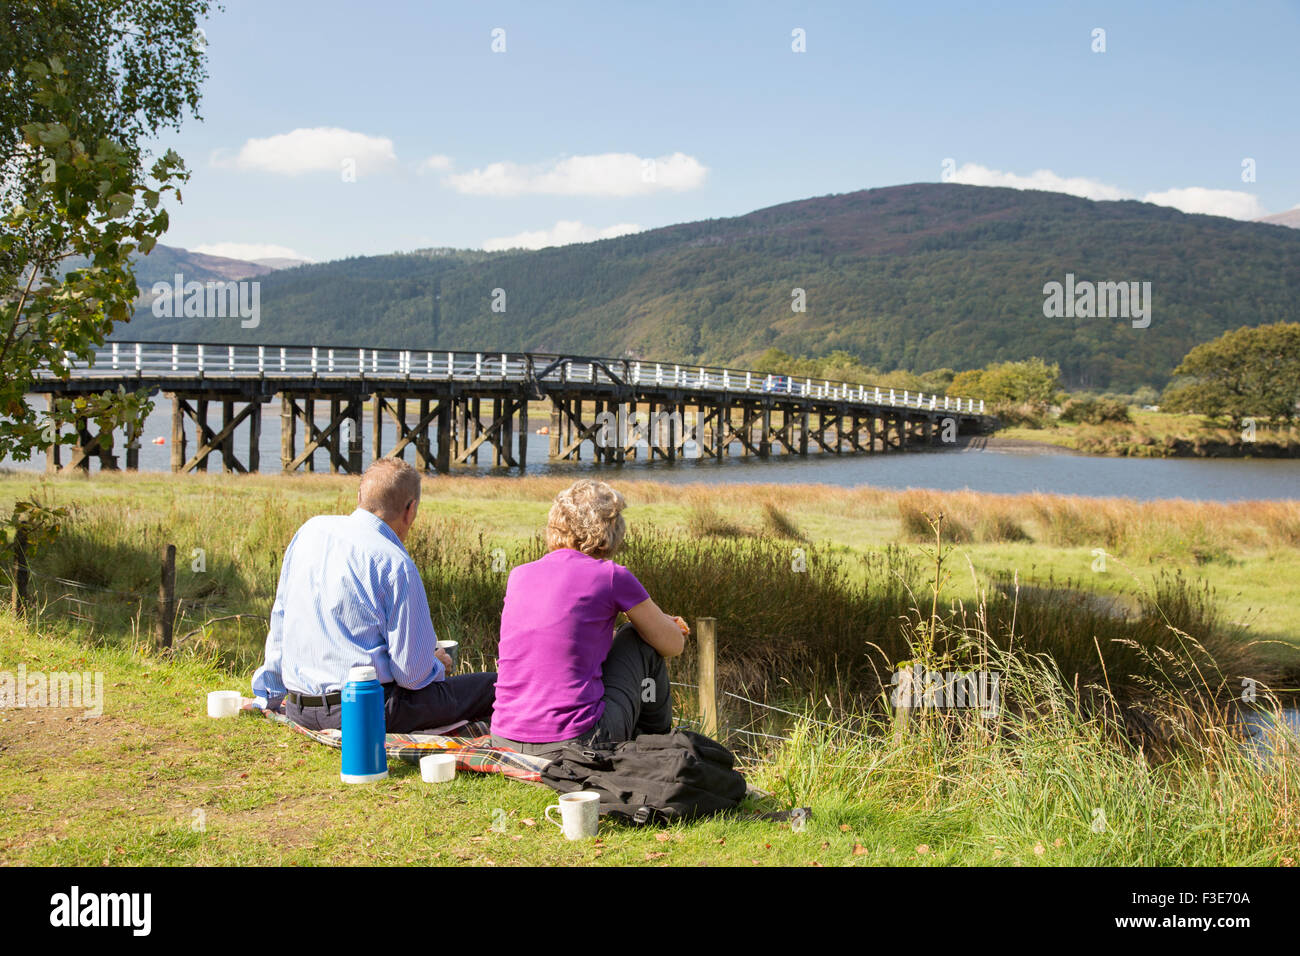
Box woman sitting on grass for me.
[490,479,688,758]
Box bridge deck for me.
[43,342,988,416]
[33,341,995,474]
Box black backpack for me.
[540,729,749,825]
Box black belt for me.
[285,690,341,708]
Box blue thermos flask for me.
[341,665,387,783]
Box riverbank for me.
[0,470,1294,686]
[3,470,1298,668]
[998,410,1300,458]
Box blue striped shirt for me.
[251,508,444,710]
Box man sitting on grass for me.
[251,458,496,733]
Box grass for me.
[3,557,1296,866]
[0,612,972,867]
[0,469,1297,865]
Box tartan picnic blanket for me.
[239,698,552,784]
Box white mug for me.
[436,640,459,669]
[545,791,601,840]
[207,690,241,719]
[420,753,457,783]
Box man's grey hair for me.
[358,458,422,519]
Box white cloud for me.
[1140,187,1265,220]
[448,152,707,197]
[946,162,1265,220]
[214,127,398,176]
[419,154,453,173]
[947,163,1129,201]
[482,220,643,251]
[192,242,311,262]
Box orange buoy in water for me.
[536,426,549,435]
[152,437,166,445]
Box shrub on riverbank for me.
[1059,396,1132,425]
[999,408,1300,458]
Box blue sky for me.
[156,0,1300,263]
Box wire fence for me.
[15,558,268,654]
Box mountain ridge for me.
[117,183,1300,390]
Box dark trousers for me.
[287,671,497,734]
[491,623,671,758]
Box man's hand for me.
[435,647,454,673]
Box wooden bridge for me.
[34,341,994,474]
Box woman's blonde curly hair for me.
[546,479,627,559]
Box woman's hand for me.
[625,598,687,659]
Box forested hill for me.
[116,183,1300,390]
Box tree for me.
[1161,322,1300,426]
[950,357,1062,405]
[1,0,216,466]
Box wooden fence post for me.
[697,616,718,737]
[11,528,28,612]
[157,544,176,649]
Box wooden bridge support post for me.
[471,398,482,464]
[195,400,210,471]
[171,397,186,472]
[590,399,602,463]
[280,396,295,472]
[561,399,572,460]
[645,402,657,459]
[491,399,502,467]
[248,401,262,473]
[759,404,771,457]
[455,397,468,463]
[125,417,141,471]
[220,401,235,473]
[399,398,412,462]
[613,400,625,464]
[518,398,529,470]
[328,399,341,474]
[347,398,363,473]
[666,401,677,462]
[502,398,515,469]
[302,399,315,472]
[416,398,431,468]
[715,401,727,459]
[610,399,620,464]
[436,400,451,473]
[548,401,561,459]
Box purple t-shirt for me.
[491,548,651,742]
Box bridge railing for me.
[48,342,986,415]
